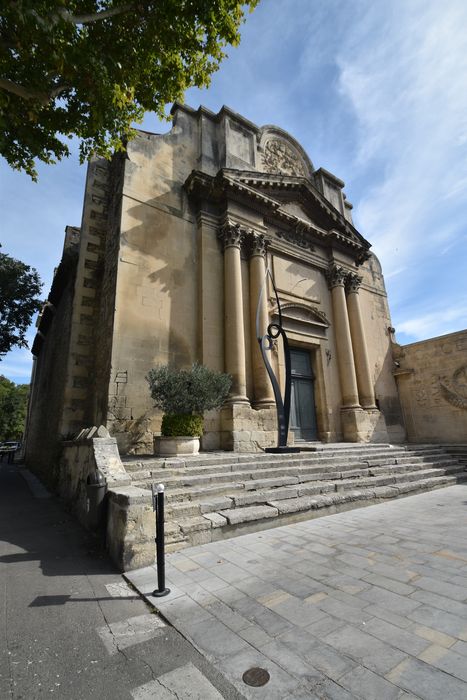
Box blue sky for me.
[1,0,467,384]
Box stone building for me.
[26,102,407,469]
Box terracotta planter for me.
[154,436,200,456]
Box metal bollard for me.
[152,483,170,598]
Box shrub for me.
[161,414,204,437]
[146,363,232,416]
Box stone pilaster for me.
[326,264,360,409]
[218,222,249,403]
[248,233,275,408]
[346,273,377,409]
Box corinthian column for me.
[326,264,360,408]
[346,273,377,408]
[248,233,275,407]
[218,223,248,403]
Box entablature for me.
[184,168,371,265]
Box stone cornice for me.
[184,169,371,264]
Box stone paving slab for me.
[126,484,467,699]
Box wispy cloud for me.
[397,302,467,342]
[335,0,467,301]
[0,347,34,383]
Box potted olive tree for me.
[147,363,231,456]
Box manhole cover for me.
[242,667,270,687]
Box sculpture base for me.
[265,446,301,454]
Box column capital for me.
[218,221,245,249]
[346,272,363,294]
[326,263,347,289]
[247,232,270,258]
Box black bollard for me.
[152,483,170,598]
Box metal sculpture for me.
[256,268,299,453]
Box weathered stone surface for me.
[199,496,233,513]
[243,476,299,491]
[233,487,298,507]
[203,512,228,528]
[268,496,319,514]
[219,505,279,525]
[178,517,212,534]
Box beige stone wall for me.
[107,115,199,452]
[395,330,467,443]
[357,255,405,442]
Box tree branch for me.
[57,4,135,25]
[0,78,68,104]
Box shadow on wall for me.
[106,129,199,454]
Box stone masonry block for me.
[219,505,279,525]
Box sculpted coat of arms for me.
[262,138,306,177]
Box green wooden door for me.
[290,349,318,441]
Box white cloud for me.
[335,0,467,298]
[396,302,467,342]
[0,347,34,383]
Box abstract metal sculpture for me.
[256,268,299,453]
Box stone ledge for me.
[109,485,153,506]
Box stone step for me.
[166,471,467,549]
[126,448,453,483]
[133,458,463,506]
[193,453,453,480]
[122,444,448,474]
[139,445,467,551]
[132,455,462,491]
[163,463,466,517]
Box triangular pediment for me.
[220,169,369,249]
[184,168,371,263]
[280,202,314,225]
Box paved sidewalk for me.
[0,462,243,699]
[127,485,467,700]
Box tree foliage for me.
[0,246,42,357]
[147,363,231,415]
[0,375,29,441]
[0,0,258,179]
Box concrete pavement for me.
[0,461,243,699]
[127,484,467,700]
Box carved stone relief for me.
[262,138,306,177]
[439,364,467,409]
[413,381,429,406]
[276,224,315,251]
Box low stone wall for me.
[106,486,155,571]
[395,329,467,443]
[59,426,155,571]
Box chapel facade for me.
[26,103,406,463]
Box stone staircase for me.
[121,444,467,552]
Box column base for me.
[220,403,277,452]
[340,406,367,442]
[252,399,276,410]
[226,396,250,405]
[340,406,389,443]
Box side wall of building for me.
[395,330,467,443]
[25,251,77,487]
